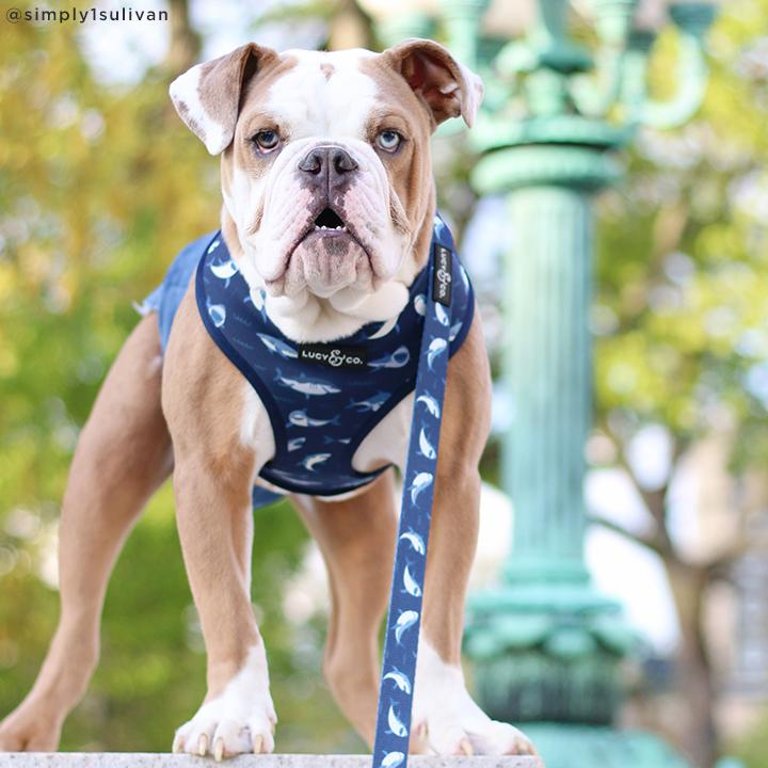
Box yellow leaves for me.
[0,261,13,304]
[697,222,748,265]
[597,245,768,434]
[599,332,679,402]
[594,1,768,442]
[0,342,18,379]
[16,243,50,290]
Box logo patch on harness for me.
[299,344,368,369]
[433,245,452,307]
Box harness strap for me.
[371,223,456,768]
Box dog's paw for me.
[410,706,536,757]
[411,641,537,757]
[172,647,277,760]
[172,710,275,760]
[0,702,63,752]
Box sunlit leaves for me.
[594,0,768,468]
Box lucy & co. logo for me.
[299,344,367,369]
[433,245,452,307]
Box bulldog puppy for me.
[0,40,536,759]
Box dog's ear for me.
[169,43,278,155]
[383,39,484,129]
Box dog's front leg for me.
[413,318,536,757]
[171,451,276,759]
[162,290,276,760]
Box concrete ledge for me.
[0,755,543,768]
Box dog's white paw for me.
[172,646,277,760]
[412,641,536,757]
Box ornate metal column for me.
[451,1,717,765]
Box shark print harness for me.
[194,217,474,500]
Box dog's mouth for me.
[311,207,347,233]
[291,205,368,255]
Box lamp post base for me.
[465,583,636,726]
[516,723,692,768]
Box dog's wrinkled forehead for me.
[255,49,380,139]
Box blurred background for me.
[1,1,768,766]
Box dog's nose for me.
[298,146,358,182]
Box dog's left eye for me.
[376,130,403,153]
[252,130,280,152]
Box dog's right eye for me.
[375,130,403,153]
[251,130,280,153]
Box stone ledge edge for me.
[0,755,544,768]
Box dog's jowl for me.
[0,40,536,760]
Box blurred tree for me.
[586,1,768,765]
[328,0,374,50]
[165,0,201,76]
[258,0,375,50]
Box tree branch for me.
[165,0,201,76]
[600,425,677,558]
[587,513,670,559]
[704,538,752,583]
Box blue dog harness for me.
[184,218,473,500]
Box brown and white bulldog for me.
[0,40,536,760]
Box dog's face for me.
[170,41,482,331]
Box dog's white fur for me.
[169,64,230,156]
[412,641,533,756]
[173,644,276,759]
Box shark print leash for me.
[371,219,456,768]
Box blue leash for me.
[371,220,456,768]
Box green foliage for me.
[0,19,218,510]
[727,708,768,768]
[594,0,768,470]
[590,5,768,759]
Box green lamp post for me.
[462,1,715,766]
[363,0,717,765]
